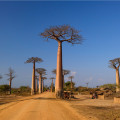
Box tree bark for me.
[36,78,38,93]
[116,68,120,92]
[55,41,63,98]
[31,61,35,95]
[39,75,42,94]
[51,79,53,92]
[42,80,44,93]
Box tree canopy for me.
[25,57,43,63]
[109,58,120,69]
[40,25,83,44]
[36,68,46,75]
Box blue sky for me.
[0,1,120,88]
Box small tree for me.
[109,58,120,92]
[6,67,15,94]
[68,76,74,91]
[41,25,83,98]
[65,81,75,91]
[41,76,47,92]
[36,68,46,94]
[25,57,43,95]
[50,77,55,92]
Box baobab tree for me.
[6,67,15,94]
[109,58,120,92]
[68,76,74,91]
[41,25,83,98]
[36,68,46,94]
[50,77,55,92]
[25,57,43,95]
[52,69,70,88]
[42,76,47,93]
[35,75,39,93]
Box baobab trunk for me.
[9,80,11,94]
[51,79,53,92]
[55,41,63,98]
[39,75,42,94]
[36,78,38,93]
[116,69,120,92]
[31,61,35,95]
[42,80,44,93]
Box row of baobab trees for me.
[24,25,83,98]
[25,56,74,95]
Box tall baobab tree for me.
[42,76,47,93]
[109,58,120,92]
[68,76,74,91]
[36,68,46,94]
[50,77,55,92]
[35,75,39,93]
[52,69,70,88]
[41,25,83,98]
[25,57,43,95]
[6,67,15,94]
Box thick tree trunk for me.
[9,80,11,94]
[116,69,120,92]
[39,75,42,94]
[51,79,53,92]
[55,41,63,98]
[42,80,44,93]
[31,61,35,95]
[36,78,38,93]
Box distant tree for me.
[6,67,15,94]
[42,76,47,92]
[41,25,83,98]
[109,58,120,92]
[25,57,43,95]
[68,76,74,90]
[36,68,46,94]
[50,77,55,92]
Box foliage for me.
[100,84,116,91]
[0,85,10,93]
[19,86,31,92]
[25,57,43,63]
[64,81,75,91]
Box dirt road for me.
[0,92,86,120]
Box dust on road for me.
[0,92,86,120]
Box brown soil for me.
[0,93,120,120]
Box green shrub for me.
[0,85,10,93]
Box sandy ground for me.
[1,93,120,120]
[69,95,120,120]
[0,92,86,120]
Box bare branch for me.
[109,58,120,69]
[40,25,83,44]
[25,57,43,63]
